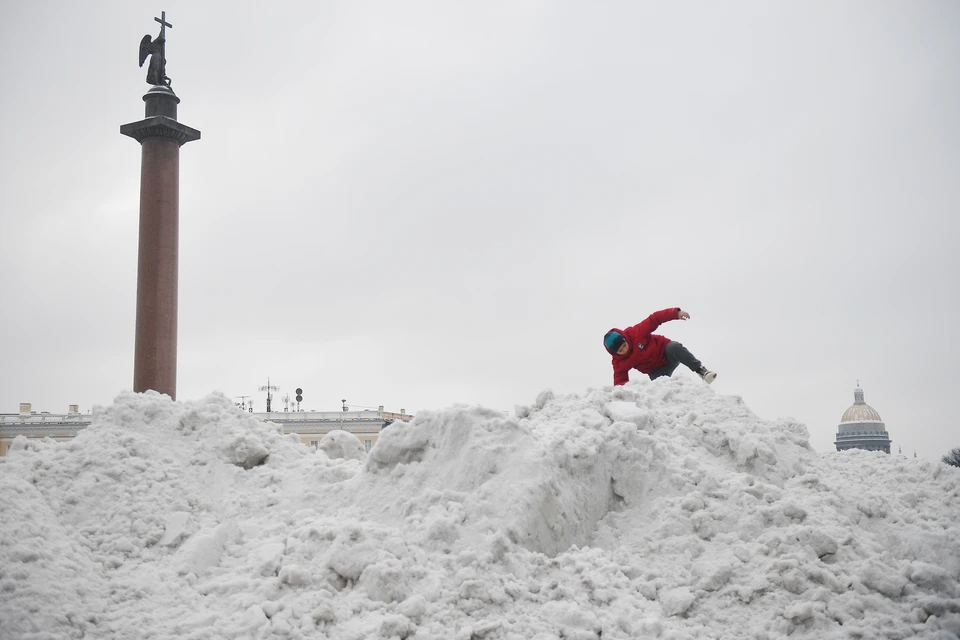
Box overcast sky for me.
[1,1,957,461]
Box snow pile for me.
[1,381,958,639]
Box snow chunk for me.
[318,429,366,460]
[859,558,908,597]
[660,586,696,616]
[158,511,191,547]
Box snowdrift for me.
[1,379,958,639]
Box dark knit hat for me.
[604,331,626,354]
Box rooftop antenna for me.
[258,377,279,413]
[234,395,251,411]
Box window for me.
[364,439,372,452]
[310,440,319,449]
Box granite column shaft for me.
[121,86,200,401]
[133,137,181,398]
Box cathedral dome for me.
[840,386,883,423]
[835,383,891,454]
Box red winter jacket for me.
[605,308,681,385]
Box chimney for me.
[19,403,31,417]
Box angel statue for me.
[139,12,173,86]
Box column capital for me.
[121,116,201,146]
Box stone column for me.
[121,86,200,400]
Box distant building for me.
[834,384,891,454]
[0,403,88,456]
[0,402,412,457]
[263,406,413,453]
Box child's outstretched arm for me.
[628,307,683,336]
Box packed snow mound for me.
[360,382,811,557]
[1,380,958,640]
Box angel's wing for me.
[139,35,153,67]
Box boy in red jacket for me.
[603,308,716,386]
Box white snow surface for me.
[1,379,958,640]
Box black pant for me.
[648,341,702,380]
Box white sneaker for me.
[699,368,717,384]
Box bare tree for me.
[942,448,960,468]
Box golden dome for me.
[840,386,883,423]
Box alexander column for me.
[121,11,200,400]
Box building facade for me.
[834,385,891,454]
[0,404,89,456]
[264,407,412,453]
[0,403,412,457]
